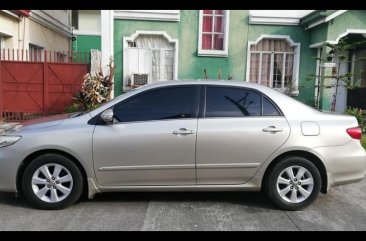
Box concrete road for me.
[0,178,365,231]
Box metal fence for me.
[0,49,89,121]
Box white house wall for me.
[77,10,101,35]
[0,10,71,53]
[28,18,70,51]
[40,10,70,27]
[0,11,20,49]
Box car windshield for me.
[68,88,142,118]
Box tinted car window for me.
[206,87,261,117]
[113,86,197,122]
[263,96,281,116]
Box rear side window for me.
[113,86,197,122]
[262,96,281,116]
[205,86,281,117]
[205,86,262,117]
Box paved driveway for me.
[0,178,365,231]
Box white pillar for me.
[101,10,114,98]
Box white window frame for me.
[246,35,300,96]
[0,36,3,60]
[123,31,179,91]
[29,44,45,62]
[314,47,322,104]
[0,36,3,49]
[114,10,180,22]
[198,10,230,57]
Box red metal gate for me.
[0,50,89,121]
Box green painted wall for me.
[327,10,366,41]
[74,35,101,52]
[308,10,366,45]
[248,25,317,106]
[113,10,318,106]
[73,35,101,63]
[114,18,179,96]
[309,22,329,45]
[113,10,249,96]
[177,10,249,82]
[306,10,366,111]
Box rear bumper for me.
[312,140,366,190]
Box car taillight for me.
[346,127,362,140]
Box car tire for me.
[22,153,84,210]
[264,156,321,211]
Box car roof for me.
[136,79,276,94]
[88,79,319,118]
[143,79,260,88]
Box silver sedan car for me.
[0,80,365,210]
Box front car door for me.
[196,85,290,185]
[92,85,199,186]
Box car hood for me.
[1,113,71,135]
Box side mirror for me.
[100,109,114,124]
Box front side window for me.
[198,10,229,56]
[113,86,197,123]
[205,86,281,117]
[249,38,297,89]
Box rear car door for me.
[196,85,290,185]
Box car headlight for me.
[0,136,22,148]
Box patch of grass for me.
[362,135,366,149]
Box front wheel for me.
[22,153,84,210]
[264,156,322,211]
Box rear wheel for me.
[264,156,321,211]
[22,153,84,210]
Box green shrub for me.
[65,103,81,113]
[64,58,115,114]
[344,107,366,133]
[362,135,366,149]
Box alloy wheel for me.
[276,165,314,203]
[31,163,74,203]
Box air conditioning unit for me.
[129,73,149,87]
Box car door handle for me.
[262,126,283,133]
[173,128,194,136]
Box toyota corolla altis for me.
[0,80,365,210]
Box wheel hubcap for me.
[31,163,73,203]
[276,165,314,204]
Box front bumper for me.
[312,140,366,190]
[0,147,26,192]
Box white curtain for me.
[273,53,283,88]
[250,39,294,52]
[133,35,175,82]
[135,35,174,50]
[250,39,295,87]
[285,54,294,87]
[152,50,161,82]
[261,53,271,87]
[249,53,259,83]
[164,50,174,80]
